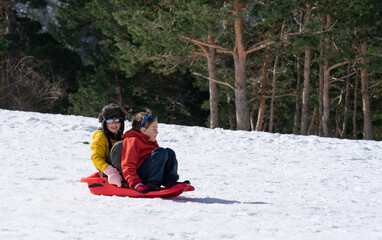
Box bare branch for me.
[370,81,382,89]
[145,53,203,60]
[248,92,297,103]
[192,72,235,90]
[330,72,356,83]
[181,35,233,54]
[193,42,209,56]
[326,60,349,73]
[246,40,275,54]
[262,92,297,99]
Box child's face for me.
[141,119,158,142]
[106,119,121,134]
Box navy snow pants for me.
[109,142,179,185]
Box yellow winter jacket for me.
[90,129,120,172]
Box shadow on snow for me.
[168,196,271,205]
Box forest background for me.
[1,0,381,140]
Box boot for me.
[148,181,161,191]
[166,180,191,189]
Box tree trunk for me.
[269,53,279,133]
[250,103,257,131]
[360,41,373,140]
[116,86,123,106]
[233,0,250,130]
[301,47,311,135]
[300,3,312,135]
[353,69,359,138]
[319,65,324,136]
[308,107,317,135]
[317,13,326,137]
[319,49,325,136]
[227,95,236,130]
[269,21,284,133]
[208,29,218,129]
[256,54,271,131]
[293,54,302,134]
[322,60,330,137]
[294,10,304,135]
[1,1,19,35]
[341,63,351,138]
[111,61,123,107]
[322,14,331,137]
[335,108,340,138]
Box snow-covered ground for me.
[1,109,381,240]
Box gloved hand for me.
[104,165,122,187]
[129,179,149,194]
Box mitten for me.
[129,179,149,194]
[104,165,122,187]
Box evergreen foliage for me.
[1,0,381,139]
[0,0,82,112]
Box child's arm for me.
[121,138,149,192]
[121,138,141,182]
[90,131,109,172]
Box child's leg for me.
[138,147,167,184]
[108,141,124,179]
[162,148,180,185]
[138,148,179,184]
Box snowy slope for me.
[0,109,381,240]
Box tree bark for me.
[293,54,302,134]
[319,63,324,136]
[1,1,19,35]
[301,47,311,135]
[322,14,332,137]
[308,107,317,135]
[110,61,123,107]
[318,14,326,137]
[256,54,271,131]
[269,53,279,133]
[360,41,373,140]
[250,103,257,131]
[226,95,236,130]
[335,108,340,138]
[293,10,304,135]
[116,86,123,106]
[353,69,359,138]
[300,3,312,135]
[208,29,218,129]
[269,21,284,133]
[341,63,351,138]
[233,0,250,130]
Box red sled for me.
[81,172,195,198]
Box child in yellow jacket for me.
[90,103,126,187]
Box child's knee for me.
[151,147,168,159]
[165,148,176,157]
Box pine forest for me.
[1,0,381,140]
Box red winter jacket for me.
[121,129,159,185]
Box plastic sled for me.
[81,172,194,198]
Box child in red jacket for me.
[109,112,188,193]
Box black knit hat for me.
[98,103,126,140]
[98,103,126,122]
